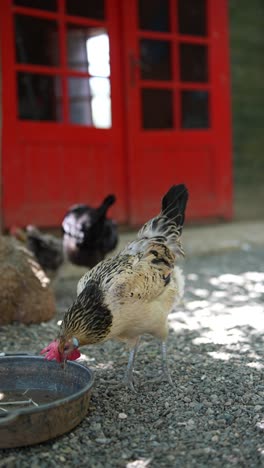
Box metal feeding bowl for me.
[0,355,94,448]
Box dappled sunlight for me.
[210,273,245,286]
[79,352,115,370]
[186,300,210,310]
[258,447,264,457]
[247,362,264,370]
[243,272,264,281]
[232,294,249,302]
[211,290,227,299]
[78,354,95,364]
[126,459,151,468]
[192,288,209,298]
[209,271,264,291]
[28,257,50,287]
[95,361,115,370]
[188,273,199,281]
[207,351,232,360]
[170,264,264,365]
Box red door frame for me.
[0,0,127,228]
[1,0,232,228]
[122,0,233,224]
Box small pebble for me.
[95,438,112,444]
[254,405,262,412]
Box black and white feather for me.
[26,225,64,279]
[62,194,118,268]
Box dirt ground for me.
[1,237,264,467]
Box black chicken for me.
[62,194,118,268]
[11,225,64,280]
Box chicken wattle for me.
[40,340,80,362]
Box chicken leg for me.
[124,338,140,392]
[141,341,173,387]
[124,339,173,391]
[160,341,173,385]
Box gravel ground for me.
[0,245,264,467]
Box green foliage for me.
[229,0,264,186]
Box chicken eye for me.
[72,337,79,348]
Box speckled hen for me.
[42,185,189,390]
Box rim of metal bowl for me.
[0,355,95,421]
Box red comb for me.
[40,340,81,362]
[40,340,62,362]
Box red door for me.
[123,0,233,224]
[1,0,127,227]
[1,0,232,228]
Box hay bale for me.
[0,236,56,325]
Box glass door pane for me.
[178,0,207,36]
[140,39,172,81]
[14,10,60,122]
[17,72,62,121]
[181,90,209,128]
[66,0,105,20]
[137,0,174,130]
[138,0,170,32]
[141,89,173,129]
[179,44,208,82]
[66,25,111,128]
[15,15,59,66]
[13,0,57,12]
[178,0,210,129]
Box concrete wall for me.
[229,0,264,219]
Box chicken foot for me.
[160,341,173,385]
[141,341,173,387]
[125,340,173,390]
[124,338,140,392]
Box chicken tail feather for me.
[161,184,188,232]
[96,194,116,219]
[132,184,188,257]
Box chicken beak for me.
[61,358,67,369]
[58,338,66,355]
[58,337,67,365]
